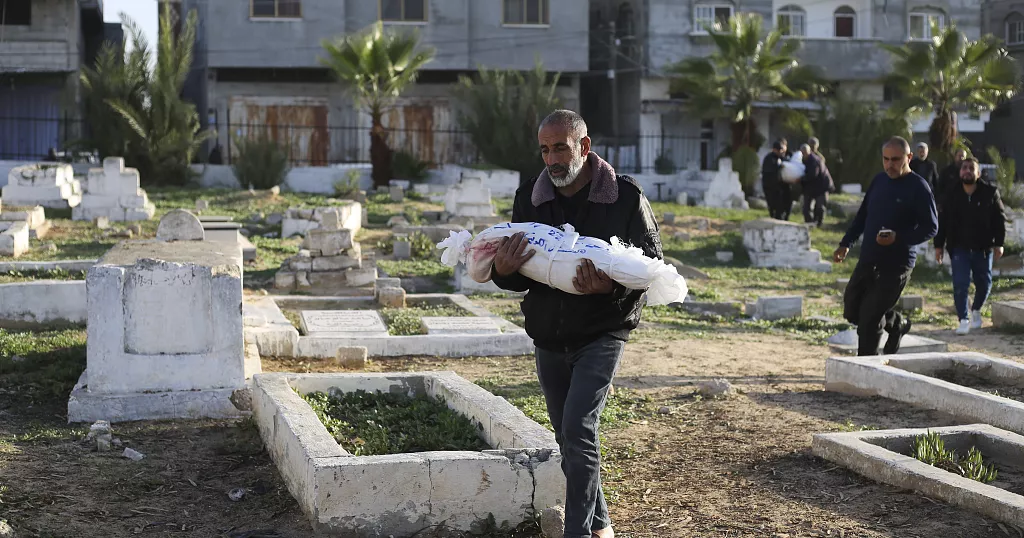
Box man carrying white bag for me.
[440,110,671,538]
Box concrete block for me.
[345,267,378,287]
[310,254,360,272]
[303,228,352,256]
[813,424,1024,528]
[335,346,367,369]
[377,286,406,308]
[715,251,733,262]
[898,295,924,311]
[824,352,1024,434]
[0,280,86,328]
[753,295,802,320]
[374,277,402,299]
[275,271,296,290]
[0,221,29,257]
[993,301,1024,328]
[742,218,831,272]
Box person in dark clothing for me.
[490,109,661,538]
[934,157,1006,335]
[936,148,968,209]
[800,143,833,227]
[909,142,939,194]
[762,141,791,220]
[833,136,938,356]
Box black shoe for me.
[883,316,912,355]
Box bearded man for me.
[490,109,661,538]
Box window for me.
[1007,14,1024,45]
[0,0,31,26]
[909,11,944,40]
[694,4,734,33]
[504,0,549,25]
[381,0,427,22]
[251,0,301,18]
[834,6,855,38]
[776,6,806,37]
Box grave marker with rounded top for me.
[156,209,205,241]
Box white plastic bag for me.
[436,222,688,306]
[780,152,805,184]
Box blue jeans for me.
[535,335,624,538]
[950,248,994,320]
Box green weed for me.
[912,430,998,483]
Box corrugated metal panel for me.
[358,99,477,166]
[228,96,330,166]
[0,86,61,160]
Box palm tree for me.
[882,22,1019,162]
[666,13,822,154]
[321,22,435,188]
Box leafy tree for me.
[453,60,561,184]
[666,13,822,156]
[987,146,1022,209]
[79,3,211,186]
[883,22,1019,163]
[321,22,435,188]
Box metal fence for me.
[0,115,711,174]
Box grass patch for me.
[912,430,998,483]
[380,304,472,336]
[301,389,488,455]
[0,269,86,283]
[0,328,86,404]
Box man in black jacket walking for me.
[490,109,661,538]
[936,148,968,209]
[833,137,938,356]
[934,157,1006,335]
[800,143,833,227]
[762,140,791,220]
[910,142,939,194]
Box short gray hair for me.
[539,109,588,140]
[883,136,912,154]
[799,143,811,154]
[916,142,929,150]
[808,137,820,150]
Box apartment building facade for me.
[584,0,985,173]
[171,0,588,167]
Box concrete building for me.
[981,0,1024,169]
[168,0,587,167]
[583,0,986,174]
[0,0,118,160]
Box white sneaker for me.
[970,310,983,329]
[956,319,971,335]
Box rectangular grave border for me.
[244,293,531,358]
[252,371,564,537]
[825,352,1024,434]
[812,424,1024,527]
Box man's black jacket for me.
[802,153,833,197]
[910,157,939,193]
[491,152,663,352]
[934,179,1007,251]
[761,152,785,190]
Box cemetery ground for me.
[0,188,1022,536]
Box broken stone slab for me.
[749,295,802,320]
[336,346,368,369]
[898,295,924,311]
[827,329,947,355]
[813,424,1024,529]
[715,251,734,263]
[675,300,743,318]
[374,277,402,299]
[302,228,353,256]
[156,209,205,241]
[422,317,501,335]
[741,218,832,272]
[377,286,407,308]
[993,301,1024,328]
[0,222,29,257]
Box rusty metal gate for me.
[228,96,329,166]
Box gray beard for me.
[549,160,584,188]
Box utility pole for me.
[608,21,619,169]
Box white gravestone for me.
[68,240,253,423]
[741,218,831,272]
[702,158,749,210]
[444,174,495,218]
[156,209,205,241]
[422,317,501,335]
[299,310,390,337]
[4,163,82,208]
[72,157,156,222]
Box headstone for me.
[302,228,353,256]
[72,157,156,222]
[67,240,251,423]
[715,251,734,262]
[195,199,209,212]
[393,236,412,260]
[374,277,402,299]
[378,286,406,308]
[702,158,749,209]
[94,216,110,230]
[675,192,689,206]
[444,174,495,218]
[751,295,803,320]
[389,185,405,202]
[156,209,205,241]
[422,317,502,335]
[898,295,924,311]
[413,184,431,195]
[4,163,82,208]
[741,219,831,272]
[281,203,362,238]
[663,212,676,225]
[336,346,368,369]
[299,310,389,337]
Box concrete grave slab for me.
[0,280,86,328]
[299,310,389,337]
[993,301,1024,328]
[741,218,831,272]
[4,163,82,209]
[825,352,1024,434]
[827,330,948,355]
[813,424,1024,527]
[68,240,251,423]
[72,157,155,222]
[252,371,563,537]
[422,317,502,335]
[156,209,205,241]
[750,295,802,320]
[0,221,29,257]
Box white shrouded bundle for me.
[780,153,805,184]
[436,222,688,306]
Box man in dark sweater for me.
[490,109,661,538]
[934,157,1006,335]
[761,140,791,220]
[833,136,938,356]
[910,142,939,194]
